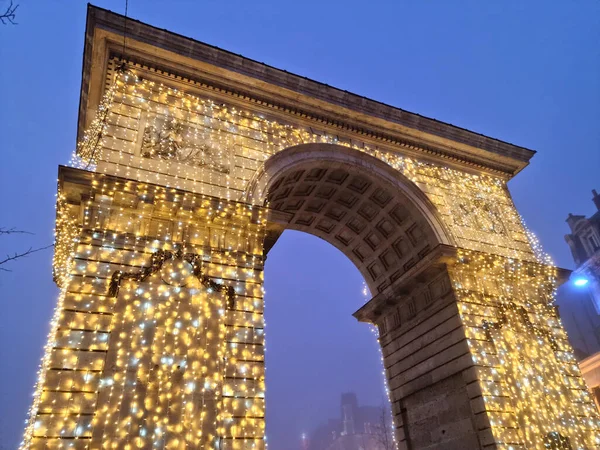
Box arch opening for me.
[264,230,388,449]
[258,144,454,449]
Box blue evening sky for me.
[0,1,598,449]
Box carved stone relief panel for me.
[139,112,234,174]
[450,196,507,235]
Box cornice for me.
[353,244,457,324]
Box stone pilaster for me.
[28,167,267,449]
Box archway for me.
[251,144,469,448]
[263,230,384,450]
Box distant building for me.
[325,434,384,450]
[560,189,600,407]
[308,394,393,450]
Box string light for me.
[21,171,268,448]
[451,249,600,448]
[363,281,398,448]
[21,59,600,449]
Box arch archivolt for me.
[247,143,453,294]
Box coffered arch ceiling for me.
[251,144,454,295]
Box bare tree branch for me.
[0,227,33,235]
[0,245,53,271]
[373,401,395,450]
[0,1,18,25]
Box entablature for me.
[79,5,536,180]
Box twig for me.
[0,227,33,236]
[0,1,18,25]
[0,244,53,271]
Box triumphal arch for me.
[21,5,600,450]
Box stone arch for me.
[247,143,455,294]
[24,7,600,450]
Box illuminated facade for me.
[562,190,600,411]
[21,5,600,450]
[565,189,600,314]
